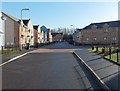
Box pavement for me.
[2,42,102,90]
[2,48,37,63]
[75,49,120,91]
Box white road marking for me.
[0,52,28,66]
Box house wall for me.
[49,32,53,42]
[0,12,4,50]
[55,34,63,42]
[80,26,119,46]
[43,32,47,43]
[2,14,14,47]
[27,20,34,46]
[14,22,20,48]
[37,26,41,44]
[39,31,44,43]
[34,29,38,44]
[20,23,28,47]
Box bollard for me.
[102,47,105,54]
[1,46,3,54]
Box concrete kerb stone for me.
[73,51,111,91]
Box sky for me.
[1,2,118,29]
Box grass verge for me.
[88,48,120,65]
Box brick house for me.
[33,26,38,45]
[2,12,20,48]
[40,26,48,43]
[73,29,82,44]
[73,20,120,46]
[33,25,44,44]
[22,19,34,46]
[51,33,63,42]
[47,29,52,43]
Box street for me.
[2,42,101,90]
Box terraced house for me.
[47,29,52,43]
[40,26,48,43]
[22,19,34,47]
[73,20,120,46]
[51,33,63,42]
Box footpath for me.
[74,49,119,91]
[2,48,36,63]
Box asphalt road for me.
[2,42,101,90]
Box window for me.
[94,38,97,40]
[86,38,89,41]
[104,37,107,40]
[29,38,31,42]
[28,29,30,32]
[112,37,117,41]
[104,29,109,32]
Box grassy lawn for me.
[88,48,120,65]
[0,49,20,54]
[88,48,102,53]
[104,53,120,64]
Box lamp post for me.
[20,8,29,50]
[70,25,75,34]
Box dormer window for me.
[91,25,97,30]
[86,38,89,41]
[104,29,109,32]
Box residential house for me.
[33,25,38,45]
[75,20,120,46]
[0,12,5,50]
[2,12,20,48]
[40,26,48,43]
[22,19,34,46]
[47,29,52,43]
[33,25,44,44]
[51,33,63,42]
[73,29,82,45]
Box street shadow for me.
[88,60,108,67]
[73,55,102,90]
[103,72,120,90]
[94,64,114,71]
[86,57,103,63]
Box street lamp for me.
[70,25,75,34]
[20,8,29,50]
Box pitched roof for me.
[51,33,63,37]
[33,25,39,30]
[82,20,120,30]
[40,26,47,32]
[2,12,19,22]
[22,19,30,26]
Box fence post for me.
[92,46,94,50]
[117,49,119,63]
[96,46,98,52]
[1,46,3,54]
[109,47,111,59]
